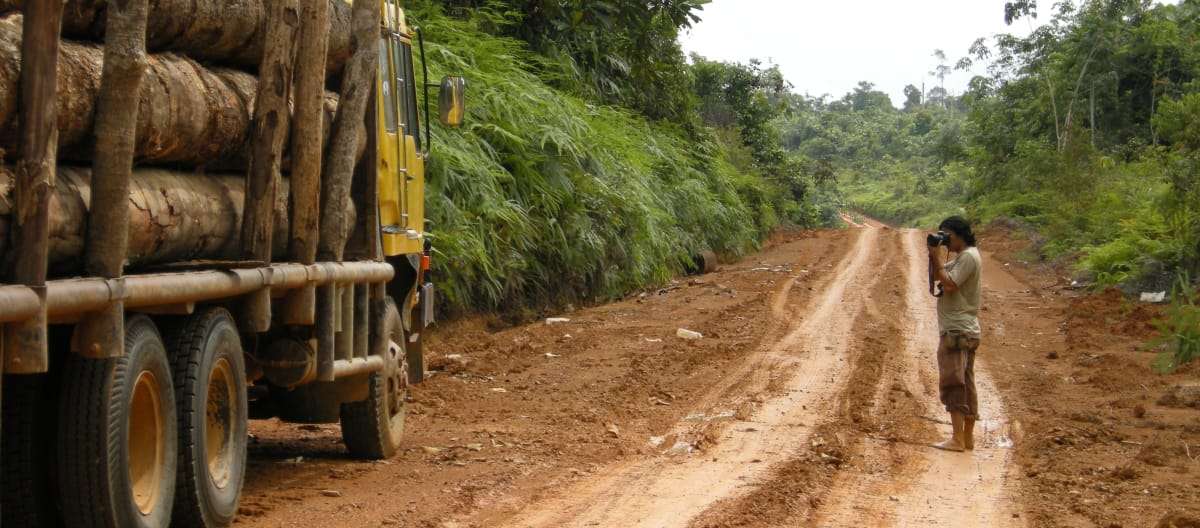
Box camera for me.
[926,230,950,247]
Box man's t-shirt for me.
[937,246,982,336]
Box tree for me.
[930,49,952,108]
[847,81,894,113]
[422,0,708,125]
[690,56,791,169]
[903,84,923,112]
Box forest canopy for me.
[406,0,1197,329]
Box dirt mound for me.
[1158,511,1200,528]
[1158,384,1200,408]
[1065,288,1163,341]
[984,226,1200,528]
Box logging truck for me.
[0,0,464,526]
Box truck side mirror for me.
[437,76,466,127]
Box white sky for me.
[679,0,1040,107]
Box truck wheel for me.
[57,315,177,528]
[2,374,57,527]
[167,307,248,528]
[340,298,406,459]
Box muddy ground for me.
[236,224,1200,528]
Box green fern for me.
[411,8,776,313]
[1149,276,1200,374]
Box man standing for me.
[927,216,983,452]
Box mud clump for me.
[1158,385,1200,409]
[1157,510,1200,528]
[1108,464,1141,481]
[1135,436,1190,467]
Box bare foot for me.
[931,438,965,452]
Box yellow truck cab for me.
[377,0,464,388]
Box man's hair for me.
[938,216,976,246]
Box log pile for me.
[0,15,342,168]
[0,166,290,273]
[0,0,353,74]
[0,0,374,278]
[0,166,358,274]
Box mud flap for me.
[419,282,435,327]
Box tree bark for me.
[5,0,63,373]
[85,0,146,278]
[0,14,341,169]
[0,166,308,275]
[290,0,330,265]
[283,0,332,326]
[318,0,378,262]
[241,0,298,262]
[0,0,352,75]
[241,0,299,332]
[77,0,149,358]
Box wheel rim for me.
[129,370,166,515]
[206,357,237,490]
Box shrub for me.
[1149,278,1200,374]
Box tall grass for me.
[412,9,775,313]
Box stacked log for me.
[0,0,372,279]
[0,0,352,74]
[0,14,342,169]
[0,166,300,274]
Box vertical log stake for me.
[283,0,332,326]
[316,0,378,373]
[4,0,64,373]
[318,0,379,262]
[242,0,300,333]
[75,0,149,359]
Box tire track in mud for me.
[873,230,1024,526]
[809,228,1024,528]
[686,225,919,527]
[688,226,1025,528]
[491,228,882,528]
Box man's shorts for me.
[937,330,981,417]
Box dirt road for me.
[237,224,1200,528]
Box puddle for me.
[979,418,1016,449]
[665,441,694,456]
[684,410,736,422]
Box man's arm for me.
[928,246,959,295]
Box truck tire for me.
[166,307,248,528]
[57,315,177,528]
[2,374,57,527]
[340,298,406,459]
